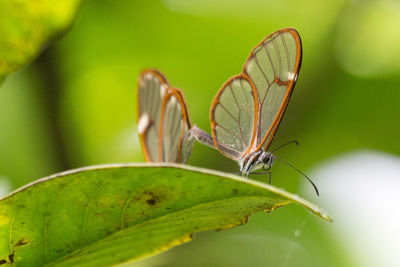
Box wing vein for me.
[151,124,158,144]
[264,44,277,79]
[272,38,282,79]
[148,80,159,134]
[229,85,241,111]
[281,34,291,76]
[169,104,181,161]
[254,55,271,87]
[239,79,250,104]
[154,85,162,134]
[217,102,240,124]
[229,85,247,146]
[216,102,247,145]
[229,85,247,148]
[214,122,245,143]
[147,79,154,119]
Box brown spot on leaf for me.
[14,239,27,247]
[147,198,156,205]
[0,260,6,265]
[136,187,170,207]
[8,252,14,264]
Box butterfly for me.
[137,28,319,195]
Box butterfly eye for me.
[264,156,271,165]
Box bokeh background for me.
[1,0,400,266]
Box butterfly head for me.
[240,150,274,175]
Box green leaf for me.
[0,163,331,266]
[0,0,82,85]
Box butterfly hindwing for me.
[210,74,259,160]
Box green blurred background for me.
[1,0,400,266]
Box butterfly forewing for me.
[137,69,194,163]
[244,29,302,151]
[210,28,302,159]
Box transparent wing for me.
[244,28,302,151]
[209,28,302,159]
[159,89,194,163]
[210,74,259,160]
[137,69,166,162]
[137,69,194,163]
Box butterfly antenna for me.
[274,155,319,196]
[271,140,299,153]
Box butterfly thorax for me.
[239,150,274,175]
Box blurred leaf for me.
[335,0,400,77]
[0,67,65,189]
[0,164,330,266]
[0,0,82,84]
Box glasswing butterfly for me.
[137,28,319,195]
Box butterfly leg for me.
[246,171,271,183]
[262,165,272,184]
[266,172,272,184]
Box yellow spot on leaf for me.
[0,215,10,226]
